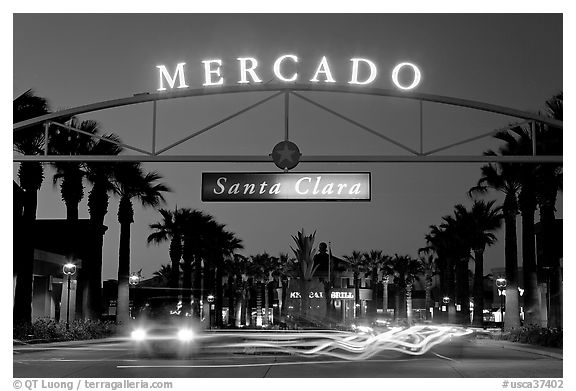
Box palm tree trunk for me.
[227,275,236,327]
[264,281,270,326]
[116,220,131,325]
[503,205,521,330]
[446,261,456,323]
[398,284,407,319]
[353,273,360,319]
[424,277,432,321]
[192,257,203,319]
[521,202,541,326]
[214,262,224,328]
[406,284,413,324]
[13,186,38,325]
[367,269,378,322]
[455,260,470,325]
[84,185,109,320]
[168,239,181,290]
[281,279,288,319]
[382,278,389,314]
[299,279,310,319]
[394,285,401,319]
[473,249,485,327]
[540,204,562,328]
[255,281,263,326]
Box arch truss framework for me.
[13,84,563,164]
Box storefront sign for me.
[288,289,355,300]
[157,56,421,91]
[202,172,370,201]
[289,291,324,299]
[330,291,354,299]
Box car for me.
[129,296,203,358]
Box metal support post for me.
[284,92,290,141]
[66,274,71,331]
[152,100,157,155]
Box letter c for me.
[295,177,311,194]
[273,54,298,82]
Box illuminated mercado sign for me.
[202,172,370,202]
[156,56,422,91]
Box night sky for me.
[13,14,562,281]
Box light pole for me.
[442,296,450,322]
[496,277,507,331]
[207,294,215,329]
[62,263,77,331]
[129,272,141,319]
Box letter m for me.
[157,63,188,91]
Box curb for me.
[13,337,124,349]
[471,338,563,360]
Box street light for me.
[207,294,215,329]
[62,263,77,331]
[129,272,141,319]
[496,276,507,331]
[129,272,141,286]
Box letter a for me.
[310,56,335,83]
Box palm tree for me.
[83,130,123,319]
[418,248,437,321]
[224,253,250,327]
[362,250,390,322]
[13,90,50,325]
[152,263,172,286]
[343,251,365,319]
[470,161,522,330]
[535,92,562,328]
[491,125,543,326]
[389,254,424,323]
[147,208,187,290]
[424,224,456,322]
[49,119,101,222]
[180,209,215,318]
[440,212,476,325]
[270,253,297,321]
[290,229,319,319]
[247,253,274,327]
[113,164,169,325]
[454,200,503,326]
[203,225,243,328]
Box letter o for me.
[391,62,421,90]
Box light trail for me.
[198,325,473,361]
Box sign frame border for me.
[201,171,372,202]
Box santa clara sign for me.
[202,172,370,201]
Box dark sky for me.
[13,14,562,281]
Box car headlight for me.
[131,328,146,341]
[177,329,194,342]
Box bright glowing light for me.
[237,57,262,84]
[202,59,224,86]
[273,54,298,82]
[310,56,335,83]
[130,329,146,341]
[63,263,76,276]
[205,325,472,360]
[391,62,421,90]
[348,58,377,85]
[177,329,194,342]
[157,63,188,91]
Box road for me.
[13,332,562,378]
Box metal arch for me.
[13,83,563,131]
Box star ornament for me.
[272,141,301,170]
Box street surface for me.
[14,332,562,378]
